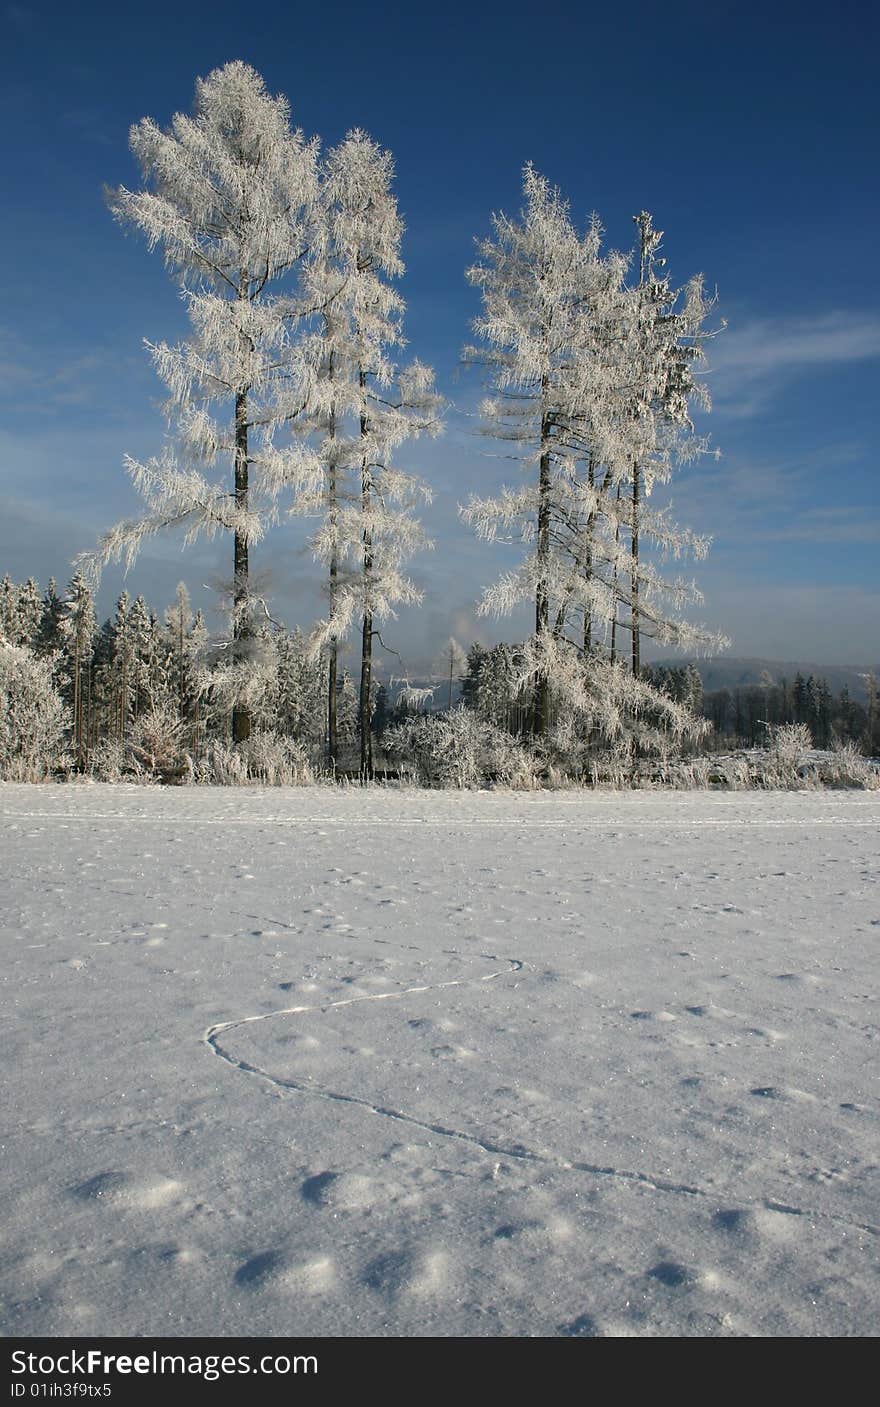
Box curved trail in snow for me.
[204,952,880,1237]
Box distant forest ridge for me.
[650,658,879,705]
[421,656,877,711]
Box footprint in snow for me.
[300,1171,338,1206]
[234,1249,287,1287]
[70,1171,184,1210]
[362,1249,414,1297]
[647,1261,693,1289]
[558,1313,600,1337]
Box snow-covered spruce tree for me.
[0,576,17,643]
[298,130,443,776]
[81,62,320,743]
[164,582,195,722]
[0,576,43,649]
[274,626,326,746]
[461,167,724,758]
[37,579,66,656]
[61,572,96,768]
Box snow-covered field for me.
[2,783,877,1338]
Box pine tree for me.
[37,579,66,656]
[164,582,193,720]
[61,572,96,767]
[0,575,17,643]
[108,592,136,741]
[17,579,43,650]
[80,62,321,743]
[274,626,325,744]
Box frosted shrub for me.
[816,742,879,790]
[588,745,632,789]
[192,731,313,786]
[128,707,188,780]
[653,755,713,790]
[88,707,186,783]
[770,722,812,778]
[720,754,758,790]
[88,737,129,784]
[240,731,313,785]
[191,740,247,786]
[0,640,70,780]
[383,707,537,789]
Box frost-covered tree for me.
[106,592,136,740]
[19,579,43,648]
[462,167,725,747]
[0,639,70,781]
[61,572,96,767]
[462,641,530,735]
[0,576,17,642]
[81,62,321,742]
[298,130,443,775]
[37,579,66,656]
[164,582,194,719]
[274,626,326,744]
[614,212,722,675]
[461,166,625,734]
[0,576,43,649]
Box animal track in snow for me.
[204,955,879,1237]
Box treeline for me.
[640,662,878,754]
[458,645,878,757]
[0,571,413,776]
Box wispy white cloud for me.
[706,311,880,417]
[0,326,145,414]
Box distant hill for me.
[382,657,878,710]
[652,657,878,703]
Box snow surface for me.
[1,783,878,1338]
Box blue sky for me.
[1,0,878,672]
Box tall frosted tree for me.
[461,166,625,734]
[81,62,320,741]
[617,211,720,676]
[299,130,442,775]
[462,167,725,749]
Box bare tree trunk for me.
[360,607,372,779]
[583,456,594,655]
[533,398,552,738]
[631,464,640,677]
[178,607,185,721]
[232,383,251,744]
[328,643,338,771]
[610,486,621,665]
[630,214,653,682]
[327,352,338,773]
[118,659,127,742]
[358,370,373,779]
[84,655,92,767]
[73,636,82,769]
